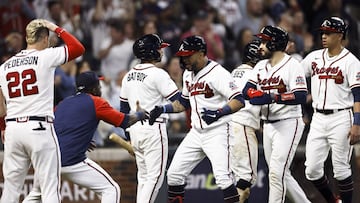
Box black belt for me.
[315,108,351,115]
[6,116,53,123]
[263,119,281,124]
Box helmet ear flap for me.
[265,40,276,52]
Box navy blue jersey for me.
[55,93,125,166]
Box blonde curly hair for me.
[26,19,49,45]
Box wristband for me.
[218,105,232,117]
[55,27,65,37]
[354,112,360,125]
[163,104,174,113]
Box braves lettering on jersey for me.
[248,54,307,121]
[302,46,360,203]
[182,60,241,130]
[301,48,360,109]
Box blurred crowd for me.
[0,0,360,147]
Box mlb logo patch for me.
[356,72,360,81]
[229,81,238,90]
[295,76,305,85]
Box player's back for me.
[55,93,98,166]
[121,63,178,113]
[0,47,66,119]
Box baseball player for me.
[23,71,149,203]
[302,16,360,203]
[119,34,180,203]
[230,40,262,203]
[242,26,310,203]
[149,35,245,203]
[0,19,85,203]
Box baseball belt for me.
[315,107,351,115]
[6,116,54,123]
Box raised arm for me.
[43,20,85,61]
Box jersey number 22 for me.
[7,69,39,98]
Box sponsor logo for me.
[0,175,98,201]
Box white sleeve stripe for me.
[291,88,308,92]
[181,94,189,99]
[63,46,68,64]
[249,79,257,85]
[350,84,360,89]
[119,97,128,102]
[229,92,242,100]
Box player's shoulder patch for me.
[295,76,306,85]
[229,81,238,90]
[356,72,360,81]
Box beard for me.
[261,50,273,59]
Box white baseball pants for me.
[263,118,310,203]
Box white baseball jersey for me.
[120,63,179,116]
[120,63,178,203]
[301,48,360,109]
[182,61,241,130]
[231,64,261,129]
[248,54,307,121]
[0,48,67,119]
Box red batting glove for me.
[247,88,264,99]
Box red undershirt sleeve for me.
[91,95,125,127]
[55,27,85,61]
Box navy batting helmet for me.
[255,26,289,52]
[319,17,348,38]
[133,34,169,62]
[175,35,207,56]
[243,40,262,65]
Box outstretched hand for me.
[136,101,149,124]
[201,108,221,125]
[149,106,164,125]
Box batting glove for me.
[201,108,222,125]
[149,106,164,125]
[247,88,264,99]
[135,110,150,125]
